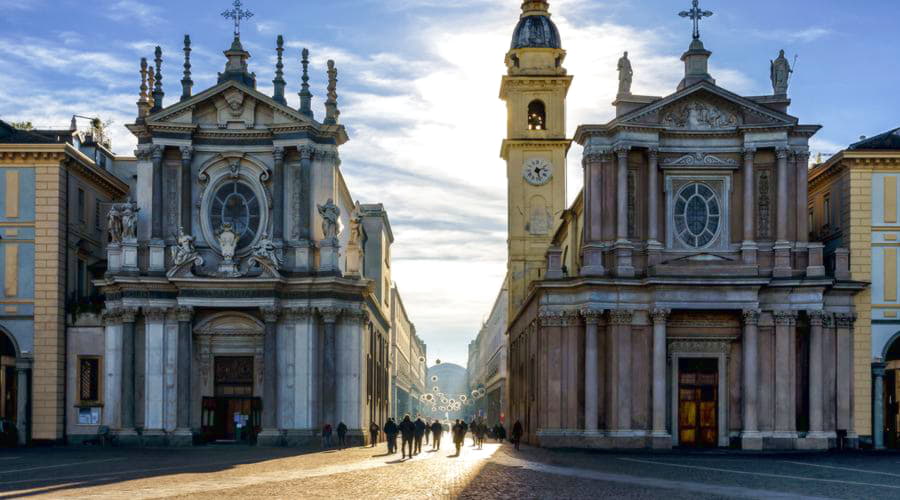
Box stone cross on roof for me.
[222,0,254,38]
[679,0,713,40]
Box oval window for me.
[674,183,720,249]
[209,180,261,249]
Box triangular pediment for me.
[146,80,315,130]
[615,81,797,130]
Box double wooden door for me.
[678,358,718,447]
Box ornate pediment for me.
[661,98,739,130]
[194,312,265,337]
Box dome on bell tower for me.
[510,1,561,49]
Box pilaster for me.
[614,146,634,278]
[740,309,762,449]
[773,147,792,278]
[773,310,797,439]
[580,307,603,433]
[741,147,758,265]
[650,308,670,446]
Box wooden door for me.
[888,370,899,449]
[678,359,718,447]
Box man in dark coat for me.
[512,420,524,450]
[384,418,399,454]
[424,419,431,446]
[336,421,348,449]
[369,421,380,448]
[413,417,426,455]
[452,419,466,455]
[399,415,416,459]
[430,419,443,450]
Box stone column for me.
[613,146,634,277]
[320,307,340,427]
[179,146,193,234]
[646,149,663,266]
[609,309,633,435]
[260,306,280,442]
[272,147,285,241]
[808,310,826,440]
[581,149,607,276]
[741,148,757,264]
[581,308,602,432]
[120,307,138,433]
[175,306,193,439]
[293,146,314,270]
[773,147,792,277]
[741,309,761,449]
[872,360,886,450]
[835,313,855,443]
[143,307,167,434]
[15,359,31,445]
[650,308,670,443]
[795,150,810,243]
[151,145,164,240]
[773,310,796,438]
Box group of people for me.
[321,417,527,455]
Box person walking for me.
[452,419,465,456]
[399,415,416,459]
[384,418,399,454]
[470,419,478,446]
[497,423,506,443]
[369,421,380,448]
[430,419,443,450]
[512,420,523,451]
[475,422,485,450]
[413,417,426,455]
[322,423,333,449]
[336,421,348,449]
[424,419,431,446]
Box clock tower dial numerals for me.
[523,158,553,186]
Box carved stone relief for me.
[662,99,739,129]
[757,170,771,239]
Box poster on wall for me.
[78,407,101,425]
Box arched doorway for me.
[883,334,900,448]
[0,330,19,446]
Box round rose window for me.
[673,183,720,248]
[208,180,261,249]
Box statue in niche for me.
[317,198,343,243]
[617,51,633,96]
[348,201,362,247]
[120,200,139,241]
[216,223,238,265]
[107,204,123,243]
[770,49,792,95]
[170,226,204,275]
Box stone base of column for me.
[122,241,139,274]
[614,240,635,277]
[646,240,663,268]
[140,429,168,447]
[148,239,166,274]
[107,243,123,273]
[169,429,194,447]
[293,241,312,272]
[318,241,341,274]
[651,432,672,449]
[806,242,826,277]
[740,431,763,450]
[581,244,606,277]
[283,429,318,447]
[796,433,831,450]
[257,429,284,447]
[772,242,793,278]
[740,241,758,266]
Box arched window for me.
[527,100,546,131]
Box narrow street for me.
[1,443,899,499]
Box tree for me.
[9,121,34,130]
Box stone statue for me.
[251,233,281,268]
[120,200,139,241]
[317,198,343,242]
[617,51,633,96]
[168,226,204,277]
[770,49,792,95]
[107,204,123,243]
[217,223,237,264]
[348,201,362,247]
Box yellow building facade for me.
[809,127,900,448]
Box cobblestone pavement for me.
[1,442,900,499]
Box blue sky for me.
[1,0,898,366]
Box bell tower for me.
[500,0,571,318]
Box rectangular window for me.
[823,194,831,227]
[886,176,897,224]
[77,188,86,222]
[77,259,87,299]
[79,357,101,403]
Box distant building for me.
[466,283,508,425]
[389,286,427,419]
[809,127,900,449]
[0,118,130,444]
[426,363,467,421]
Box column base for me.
[796,434,831,450]
[169,429,194,447]
[772,242,793,278]
[651,432,672,449]
[646,240,663,268]
[148,240,166,274]
[122,241,139,273]
[581,244,606,277]
[257,429,284,447]
[614,240,635,278]
[806,242,826,277]
[740,241,758,266]
[293,241,312,272]
[740,431,763,450]
[318,241,342,274]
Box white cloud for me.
[749,26,833,44]
[106,0,164,27]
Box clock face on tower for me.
[523,158,553,186]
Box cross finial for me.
[679,0,713,40]
[222,0,254,38]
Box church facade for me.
[63,21,408,446]
[504,1,866,450]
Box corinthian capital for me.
[273,146,285,163]
[742,309,761,326]
[319,306,341,324]
[773,310,797,326]
[580,307,604,325]
[650,308,671,325]
[261,306,280,323]
[180,146,193,162]
[609,309,633,325]
[807,309,826,327]
[538,308,564,327]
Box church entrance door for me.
[201,356,261,443]
[886,363,900,449]
[678,358,718,448]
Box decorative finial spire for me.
[181,35,193,102]
[273,35,287,105]
[137,57,150,119]
[151,46,164,112]
[299,48,313,118]
[678,0,713,40]
[521,0,550,16]
[147,64,156,109]
[222,0,254,39]
[324,60,340,125]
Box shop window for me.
[79,357,101,403]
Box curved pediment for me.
[194,311,265,336]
